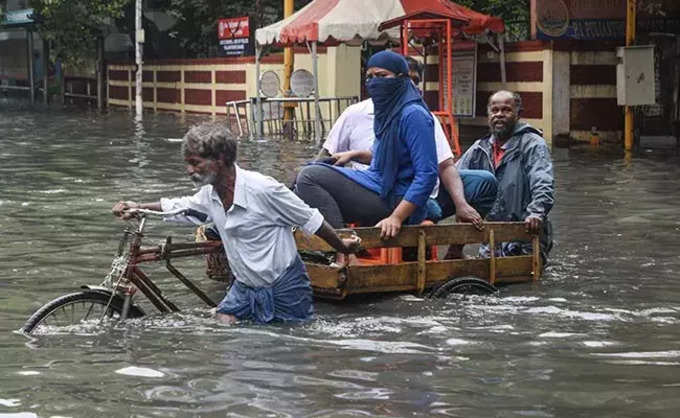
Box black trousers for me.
[294,164,391,228]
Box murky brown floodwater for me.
[1,101,679,417]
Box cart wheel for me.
[429,276,498,298]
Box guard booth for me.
[381,14,465,155]
[379,1,505,156]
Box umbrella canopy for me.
[255,0,503,47]
[381,0,505,35]
[256,0,408,46]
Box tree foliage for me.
[29,0,130,66]
[160,0,530,57]
[160,0,312,58]
[459,0,530,40]
[460,0,529,22]
[24,0,537,64]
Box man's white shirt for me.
[322,98,453,197]
[161,165,323,288]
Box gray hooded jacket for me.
[457,122,554,258]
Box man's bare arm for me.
[315,220,361,253]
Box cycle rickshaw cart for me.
[295,222,541,300]
[21,208,541,335]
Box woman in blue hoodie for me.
[295,50,438,239]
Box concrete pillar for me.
[328,44,361,99]
[551,50,571,139]
[541,48,553,146]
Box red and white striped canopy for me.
[255,0,504,46]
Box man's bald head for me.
[487,90,521,141]
[488,90,522,115]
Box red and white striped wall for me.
[451,40,624,145]
[564,42,622,143]
[107,58,252,115]
[454,41,549,136]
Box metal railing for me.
[0,83,30,92]
[64,77,97,102]
[1,77,98,103]
[225,96,359,141]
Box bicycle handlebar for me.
[126,207,209,222]
[127,208,187,217]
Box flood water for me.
[1,103,679,417]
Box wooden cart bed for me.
[295,222,541,300]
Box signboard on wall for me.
[444,43,477,118]
[533,0,680,40]
[1,8,34,26]
[217,16,251,56]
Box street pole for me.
[624,0,636,152]
[97,36,104,110]
[135,0,144,120]
[43,39,49,104]
[255,46,263,139]
[27,29,35,105]
[312,41,321,145]
[283,0,294,97]
[283,0,295,138]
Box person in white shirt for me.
[318,96,453,200]
[316,98,374,170]
[315,56,498,258]
[112,122,360,324]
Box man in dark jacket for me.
[457,90,554,262]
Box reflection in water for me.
[1,105,679,417]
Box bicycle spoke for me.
[46,303,93,328]
[51,307,63,325]
[55,306,66,326]
[83,302,96,321]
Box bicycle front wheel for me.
[21,290,145,335]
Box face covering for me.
[366,77,404,106]
[365,76,413,135]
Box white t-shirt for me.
[322,99,375,169]
[322,98,453,197]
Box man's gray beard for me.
[191,172,217,188]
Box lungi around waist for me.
[216,255,314,323]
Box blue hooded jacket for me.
[331,51,438,224]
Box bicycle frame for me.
[113,214,223,319]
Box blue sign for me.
[1,8,34,26]
[538,18,680,40]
